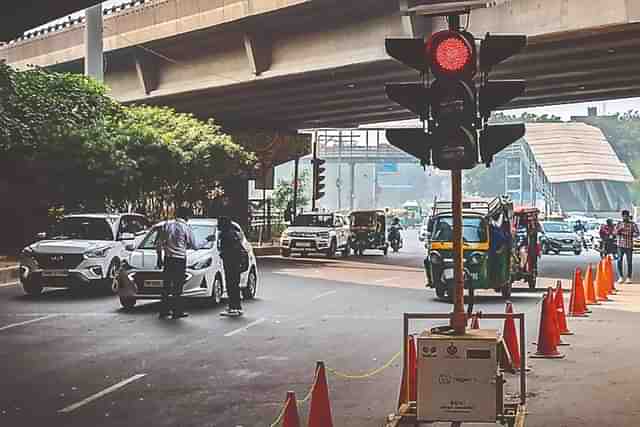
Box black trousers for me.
[162,256,187,314]
[617,247,633,278]
[224,261,242,310]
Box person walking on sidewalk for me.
[156,206,197,319]
[218,217,245,317]
[615,209,639,284]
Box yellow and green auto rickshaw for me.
[424,196,514,300]
[349,210,389,256]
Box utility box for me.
[416,329,500,423]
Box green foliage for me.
[271,170,310,212]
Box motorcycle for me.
[600,234,617,258]
[388,226,403,253]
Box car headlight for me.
[84,246,110,259]
[430,251,442,264]
[281,230,289,238]
[189,257,212,270]
[318,232,330,239]
[469,252,484,265]
[21,246,35,257]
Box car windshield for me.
[544,222,572,233]
[50,217,114,241]
[139,224,216,250]
[351,213,377,227]
[293,214,333,227]
[431,216,486,243]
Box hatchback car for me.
[540,221,582,255]
[116,218,258,309]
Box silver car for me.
[116,218,258,309]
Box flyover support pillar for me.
[84,4,104,82]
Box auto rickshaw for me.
[511,207,541,289]
[424,196,514,300]
[349,210,389,256]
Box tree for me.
[271,170,310,214]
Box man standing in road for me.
[218,217,244,317]
[615,210,639,284]
[156,206,197,319]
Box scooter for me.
[388,227,403,253]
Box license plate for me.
[443,269,454,280]
[296,242,312,248]
[144,280,164,288]
[42,270,68,277]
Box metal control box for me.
[416,329,499,423]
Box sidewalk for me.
[525,283,640,426]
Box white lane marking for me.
[58,374,147,413]
[374,276,402,284]
[6,313,119,317]
[0,281,19,288]
[311,290,337,301]
[0,314,59,331]
[224,317,267,337]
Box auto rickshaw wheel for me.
[527,275,537,289]
[501,282,513,298]
[326,240,337,258]
[383,246,389,256]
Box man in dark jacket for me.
[218,217,244,317]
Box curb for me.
[254,246,281,257]
[0,265,19,285]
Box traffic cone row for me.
[278,362,334,427]
[531,289,566,359]
[568,268,589,317]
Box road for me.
[0,230,625,426]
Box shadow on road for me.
[13,286,116,302]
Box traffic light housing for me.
[384,26,527,170]
[312,157,326,201]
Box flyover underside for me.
[559,180,632,213]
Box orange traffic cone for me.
[568,267,589,317]
[531,291,565,359]
[397,335,417,409]
[282,391,301,427]
[554,281,573,336]
[308,361,333,427]
[584,264,599,305]
[471,311,482,329]
[596,260,610,301]
[502,302,521,369]
[548,286,568,346]
[606,255,618,294]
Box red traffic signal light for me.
[427,30,476,79]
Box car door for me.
[134,226,161,270]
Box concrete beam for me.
[134,49,158,95]
[84,4,103,82]
[243,33,271,75]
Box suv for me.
[19,213,150,295]
[280,213,351,257]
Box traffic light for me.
[384,23,527,170]
[478,34,527,165]
[312,157,326,201]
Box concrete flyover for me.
[2,0,640,129]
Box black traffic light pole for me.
[311,136,318,212]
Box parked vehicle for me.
[349,210,389,256]
[540,221,582,255]
[511,207,541,289]
[19,213,151,296]
[425,197,514,300]
[280,212,351,257]
[116,218,258,309]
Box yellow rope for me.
[326,350,402,380]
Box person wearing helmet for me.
[599,218,616,258]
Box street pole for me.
[312,134,318,212]
[293,157,299,217]
[451,169,466,334]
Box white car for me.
[280,212,351,257]
[19,213,151,295]
[116,218,258,309]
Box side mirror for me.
[37,232,47,240]
[206,235,216,242]
[120,232,135,241]
[427,219,434,233]
[125,243,135,251]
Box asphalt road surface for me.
[1,230,631,427]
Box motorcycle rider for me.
[599,218,617,258]
[388,217,403,251]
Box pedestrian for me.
[599,218,616,258]
[614,209,639,284]
[156,206,197,319]
[218,217,244,317]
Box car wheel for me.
[281,248,291,257]
[383,246,389,256]
[119,296,136,310]
[542,244,550,255]
[574,249,582,256]
[342,241,351,257]
[104,259,120,294]
[242,268,257,300]
[210,274,223,305]
[22,280,43,296]
[326,240,337,258]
